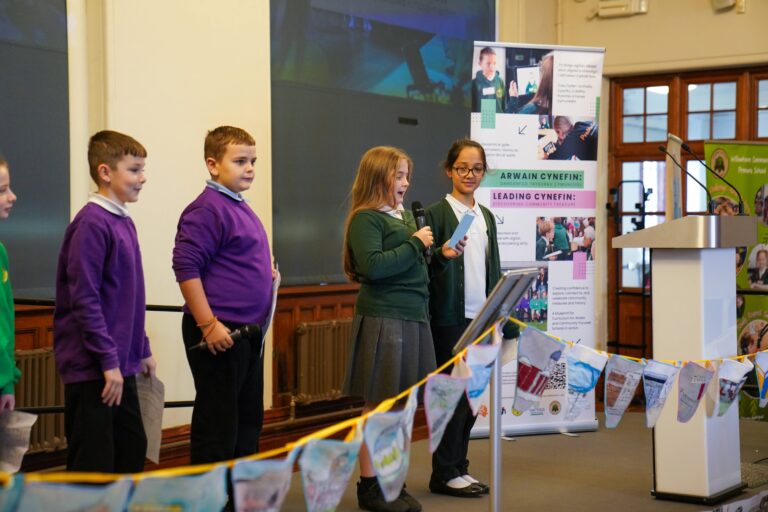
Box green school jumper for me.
[426,198,519,339]
[348,209,430,323]
[0,243,20,395]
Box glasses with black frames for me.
[451,165,486,177]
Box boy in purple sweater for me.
[54,130,155,473]
[173,126,274,464]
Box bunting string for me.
[1,317,765,492]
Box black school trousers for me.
[64,375,147,473]
[182,313,264,465]
[430,320,477,482]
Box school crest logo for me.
[710,148,729,178]
[549,401,561,415]
[496,87,503,99]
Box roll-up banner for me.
[469,42,605,436]
[705,141,768,418]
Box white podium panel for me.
[613,215,755,504]
[652,249,741,498]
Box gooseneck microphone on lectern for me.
[187,323,262,351]
[658,145,715,214]
[411,201,432,264]
[680,142,745,215]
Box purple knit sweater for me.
[172,187,272,326]
[54,203,151,384]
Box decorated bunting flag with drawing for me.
[299,423,363,512]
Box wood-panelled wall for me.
[271,284,358,407]
[14,305,54,350]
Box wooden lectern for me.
[613,214,756,504]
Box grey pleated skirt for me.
[343,315,437,404]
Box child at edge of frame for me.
[0,155,20,418]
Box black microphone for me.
[411,201,432,264]
[680,142,745,215]
[187,323,262,351]
[658,145,715,214]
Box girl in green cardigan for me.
[426,139,517,498]
[342,146,464,512]
[0,156,20,415]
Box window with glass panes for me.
[756,75,768,139]
[685,80,737,140]
[609,67,768,357]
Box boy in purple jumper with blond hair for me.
[173,125,275,464]
[54,130,155,473]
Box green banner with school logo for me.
[704,141,768,290]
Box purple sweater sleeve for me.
[65,219,119,371]
[173,206,222,283]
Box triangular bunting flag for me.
[425,359,470,452]
[604,356,645,428]
[232,447,299,512]
[130,466,227,512]
[19,479,132,512]
[564,344,608,421]
[755,351,768,408]
[717,358,753,416]
[513,327,565,414]
[299,423,363,512]
[677,362,715,423]
[465,327,501,415]
[0,475,21,512]
[364,387,418,503]
[643,360,680,428]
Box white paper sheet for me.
[136,374,165,464]
[0,410,37,473]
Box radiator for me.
[295,318,354,403]
[14,348,67,453]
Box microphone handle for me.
[187,324,251,351]
[412,211,433,259]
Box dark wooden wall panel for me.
[272,284,358,407]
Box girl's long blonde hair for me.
[342,146,413,282]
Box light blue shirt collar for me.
[206,179,244,202]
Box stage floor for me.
[281,412,768,511]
